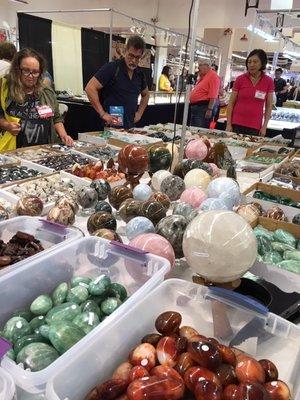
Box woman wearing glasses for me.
[0,48,73,150]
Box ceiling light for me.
[232,53,247,60]
[247,24,279,43]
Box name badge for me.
[255,90,266,100]
[36,105,54,119]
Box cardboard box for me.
[243,181,300,203]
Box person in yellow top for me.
[158,66,173,92]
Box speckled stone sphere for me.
[180,187,207,208]
[94,200,112,214]
[56,196,79,214]
[140,200,167,225]
[108,185,133,210]
[292,213,300,225]
[90,179,111,200]
[150,192,171,210]
[125,216,155,240]
[118,144,149,175]
[148,146,172,173]
[129,233,175,268]
[133,183,153,201]
[200,198,230,211]
[87,211,117,234]
[185,139,208,160]
[160,175,185,201]
[77,187,98,209]
[47,205,75,226]
[183,211,257,283]
[173,202,195,219]
[184,168,211,190]
[118,198,143,223]
[16,196,43,216]
[156,215,188,258]
[92,228,122,242]
[151,170,172,191]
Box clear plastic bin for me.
[0,237,170,394]
[0,368,15,400]
[0,216,83,276]
[46,278,300,400]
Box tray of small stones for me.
[4,146,61,161]
[0,162,46,188]
[72,145,120,161]
[0,154,19,168]
[32,153,94,172]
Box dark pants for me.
[275,96,284,107]
[232,124,260,136]
[190,103,212,128]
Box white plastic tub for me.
[0,216,83,276]
[0,237,170,394]
[46,278,300,400]
[0,368,15,400]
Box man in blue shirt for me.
[85,35,149,129]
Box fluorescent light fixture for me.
[232,53,247,60]
[284,50,300,58]
[247,24,279,43]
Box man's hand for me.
[134,111,142,123]
[225,123,233,132]
[205,109,212,119]
[6,122,21,136]
[259,126,267,137]
[61,134,74,146]
[102,112,120,126]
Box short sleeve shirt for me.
[232,72,274,130]
[94,59,147,129]
[190,69,220,104]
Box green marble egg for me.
[81,300,101,317]
[284,250,300,261]
[262,251,282,265]
[101,297,122,316]
[16,342,59,372]
[273,229,297,247]
[277,260,300,274]
[29,315,46,331]
[89,275,111,296]
[71,276,91,288]
[30,295,53,315]
[46,302,81,325]
[12,310,33,322]
[48,321,85,354]
[2,317,31,344]
[253,225,274,241]
[52,282,68,306]
[39,325,50,339]
[73,312,100,334]
[271,242,295,252]
[108,283,127,302]
[67,286,89,304]
[14,334,49,355]
[257,236,272,256]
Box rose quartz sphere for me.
[209,163,220,177]
[184,168,211,189]
[129,233,175,268]
[180,187,207,208]
[185,139,208,160]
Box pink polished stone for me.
[129,233,175,268]
[180,187,207,208]
[209,163,220,177]
[185,139,208,160]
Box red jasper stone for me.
[141,333,162,347]
[129,366,149,382]
[156,336,178,367]
[215,364,238,386]
[112,362,133,384]
[150,365,183,384]
[218,345,236,366]
[236,382,271,400]
[264,380,291,400]
[94,379,127,400]
[155,311,182,335]
[175,352,195,376]
[194,380,223,400]
[223,384,239,400]
[184,366,221,392]
[259,360,279,382]
[118,145,149,176]
[129,343,156,371]
[235,356,266,384]
[179,326,200,341]
[187,340,222,371]
[127,376,185,400]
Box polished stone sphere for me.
[148,146,172,173]
[184,168,211,190]
[125,216,155,240]
[185,139,208,160]
[156,215,188,258]
[133,183,153,201]
[151,170,172,191]
[207,177,241,207]
[200,197,230,211]
[180,187,207,208]
[160,175,185,201]
[118,144,149,175]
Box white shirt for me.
[0,60,11,78]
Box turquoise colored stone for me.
[39,325,50,339]
[30,295,53,315]
[48,321,85,354]
[253,225,274,241]
[12,310,33,322]
[29,315,46,331]
[67,286,89,304]
[6,348,15,361]
[14,334,49,355]
[89,275,111,296]
[52,282,68,306]
[108,283,127,301]
[277,260,300,274]
[16,342,59,372]
[71,276,91,288]
[2,317,31,344]
[273,229,297,247]
[284,250,300,261]
[271,242,295,252]
[101,297,121,316]
[46,302,81,325]
[81,300,101,317]
[262,251,282,265]
[73,312,100,334]
[257,236,272,256]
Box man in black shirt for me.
[274,68,288,107]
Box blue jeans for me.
[190,104,211,128]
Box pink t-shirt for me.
[232,72,274,130]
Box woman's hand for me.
[6,122,21,136]
[61,134,74,146]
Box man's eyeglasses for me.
[20,68,40,77]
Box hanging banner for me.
[112,40,151,68]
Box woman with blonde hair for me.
[0,48,73,150]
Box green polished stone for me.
[73,312,100,334]
[52,282,68,306]
[284,250,300,261]
[271,242,295,252]
[71,276,91,288]
[6,348,15,361]
[14,334,49,355]
[89,275,111,296]
[67,286,89,304]
[257,236,272,256]
[277,260,300,274]
[48,321,85,354]
[88,294,107,305]
[262,251,282,265]
[81,300,101,317]
[273,229,297,247]
[29,315,46,331]
[12,310,33,322]
[101,297,121,316]
[16,342,59,372]
[108,283,127,302]
[253,225,274,241]
[46,302,81,325]
[39,325,50,339]
[2,317,32,344]
[30,295,53,315]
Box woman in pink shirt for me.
[226,49,274,136]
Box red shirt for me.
[190,69,220,104]
[232,72,274,130]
